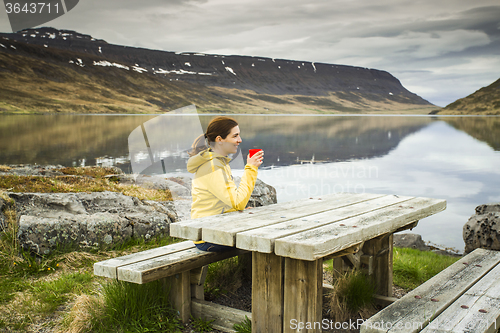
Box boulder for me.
[3,165,278,254]
[393,233,430,251]
[106,174,192,197]
[11,191,175,254]
[463,203,500,253]
[235,176,277,207]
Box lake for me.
[1,113,499,253]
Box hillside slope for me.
[438,78,500,115]
[0,27,435,114]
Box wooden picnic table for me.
[170,192,446,333]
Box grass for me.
[323,247,461,322]
[324,269,377,322]
[191,316,215,332]
[393,246,460,290]
[0,166,172,201]
[233,315,252,333]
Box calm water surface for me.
[1,114,499,252]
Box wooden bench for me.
[93,240,250,331]
[360,248,500,333]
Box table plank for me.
[201,193,386,246]
[275,197,446,260]
[236,195,412,253]
[360,248,500,333]
[94,241,195,279]
[170,192,380,241]
[420,260,500,333]
[117,247,244,284]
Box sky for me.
[1,0,500,107]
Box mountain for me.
[437,78,500,115]
[0,27,435,114]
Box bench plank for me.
[201,193,386,247]
[170,192,382,241]
[360,248,500,333]
[192,299,252,333]
[420,259,500,333]
[93,241,195,279]
[275,197,446,261]
[117,247,245,284]
[235,195,412,253]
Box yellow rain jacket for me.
[187,148,258,244]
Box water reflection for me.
[0,114,435,169]
[252,120,500,252]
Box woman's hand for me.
[247,150,264,168]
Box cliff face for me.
[438,78,500,115]
[0,27,434,114]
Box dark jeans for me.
[195,242,234,252]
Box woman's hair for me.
[189,116,239,156]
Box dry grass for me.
[59,166,120,178]
[60,294,104,333]
[325,270,377,323]
[0,174,172,201]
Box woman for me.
[187,116,264,252]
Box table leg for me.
[283,257,323,333]
[163,271,191,323]
[362,233,393,297]
[252,252,284,333]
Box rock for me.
[107,174,192,197]
[170,198,192,221]
[475,203,500,215]
[393,233,430,251]
[11,191,175,254]
[0,164,124,177]
[136,176,191,197]
[0,164,66,177]
[463,203,500,254]
[18,213,133,255]
[234,176,278,207]
[431,249,461,257]
[2,164,278,254]
[0,195,6,232]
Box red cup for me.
[249,149,263,158]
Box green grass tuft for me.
[30,272,95,314]
[393,247,460,290]
[88,280,183,333]
[233,315,252,333]
[191,315,215,332]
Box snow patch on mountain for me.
[225,67,236,75]
[94,60,129,70]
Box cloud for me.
[1,0,499,106]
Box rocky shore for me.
[0,164,277,255]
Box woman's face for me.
[217,125,242,155]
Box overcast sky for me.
[2,0,500,107]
